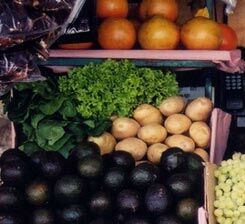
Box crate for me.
[0,108,231,223]
[201,108,232,224]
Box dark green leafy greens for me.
[58,60,179,120]
[3,78,111,158]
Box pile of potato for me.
[88,96,213,164]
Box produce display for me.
[3,60,178,156]
[89,96,213,164]
[79,0,239,50]
[214,153,245,224]
[0,144,205,224]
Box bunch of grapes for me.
[214,153,245,224]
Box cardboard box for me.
[201,108,232,224]
[3,108,231,223]
[205,163,218,224]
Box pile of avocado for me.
[0,143,204,224]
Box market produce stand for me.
[39,49,242,69]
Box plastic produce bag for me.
[0,50,43,79]
[220,0,237,14]
[17,0,75,11]
[0,0,86,95]
[0,1,60,50]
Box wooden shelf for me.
[39,49,241,69]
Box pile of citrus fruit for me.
[96,0,238,50]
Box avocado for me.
[1,160,30,187]
[0,214,23,224]
[186,153,204,174]
[130,162,159,191]
[77,155,103,179]
[176,198,199,223]
[110,151,135,171]
[113,213,126,224]
[0,148,28,165]
[116,189,140,215]
[166,173,193,198]
[68,142,100,164]
[87,179,102,194]
[57,205,88,224]
[156,215,182,224]
[101,154,112,171]
[40,151,65,180]
[144,184,171,215]
[160,148,186,174]
[30,208,55,224]
[124,215,151,224]
[186,171,200,185]
[54,175,86,205]
[88,191,112,217]
[103,167,127,192]
[31,150,47,168]
[0,186,23,211]
[25,179,50,206]
[89,218,113,224]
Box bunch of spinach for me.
[3,77,111,157]
[58,60,179,120]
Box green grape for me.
[214,153,245,224]
[227,159,233,165]
[237,219,243,224]
[221,161,228,167]
[226,179,233,186]
[219,175,227,183]
[224,209,233,217]
[216,189,223,198]
[219,182,227,190]
[238,206,245,213]
[233,153,241,160]
[234,210,240,217]
[214,200,220,208]
[241,154,245,161]
[238,182,245,190]
[224,217,232,224]
[217,216,225,224]
[223,185,231,193]
[214,209,223,217]
[236,198,244,206]
[225,199,234,209]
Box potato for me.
[112,117,140,140]
[194,148,209,162]
[164,114,192,134]
[88,132,117,155]
[133,104,163,126]
[137,124,167,145]
[185,97,213,121]
[165,135,195,152]
[159,96,186,116]
[115,137,147,161]
[147,143,169,164]
[189,121,211,148]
